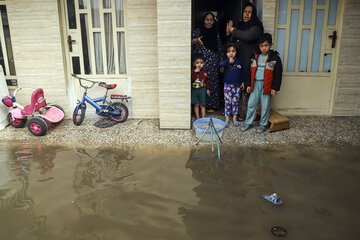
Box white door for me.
[60,0,129,113]
[273,0,343,114]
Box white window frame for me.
[65,0,128,79]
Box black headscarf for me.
[237,2,264,33]
[200,12,219,52]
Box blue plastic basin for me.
[193,118,225,141]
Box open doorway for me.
[191,0,245,119]
[192,0,263,43]
[190,0,263,120]
[192,0,244,48]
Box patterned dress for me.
[192,28,223,110]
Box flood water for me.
[0,143,359,240]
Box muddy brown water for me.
[0,143,359,240]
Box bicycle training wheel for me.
[109,102,128,123]
[7,113,27,128]
[73,106,86,126]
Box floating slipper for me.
[263,193,283,205]
[271,226,287,237]
[225,121,229,128]
[255,125,268,134]
[207,109,215,113]
[240,124,253,132]
[233,120,240,127]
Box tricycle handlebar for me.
[13,87,22,97]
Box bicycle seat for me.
[99,82,117,89]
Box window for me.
[0,1,17,86]
[274,0,338,73]
[66,0,127,75]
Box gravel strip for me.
[0,115,359,149]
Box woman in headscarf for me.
[226,2,264,121]
[192,12,223,112]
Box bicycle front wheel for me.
[73,105,86,126]
[109,102,128,123]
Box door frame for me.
[328,0,344,115]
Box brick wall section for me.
[333,0,360,116]
[6,0,68,113]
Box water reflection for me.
[72,148,134,216]
[181,147,273,240]
[181,146,360,240]
[0,145,55,239]
[70,147,195,239]
[0,144,359,239]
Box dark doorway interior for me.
[191,0,248,116]
[192,0,247,44]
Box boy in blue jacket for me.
[219,43,245,127]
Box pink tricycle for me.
[2,88,64,136]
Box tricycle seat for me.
[21,104,35,115]
[41,106,64,123]
[21,88,47,115]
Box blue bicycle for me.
[72,74,129,126]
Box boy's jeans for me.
[244,80,271,127]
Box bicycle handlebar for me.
[72,74,99,89]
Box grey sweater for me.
[229,25,263,83]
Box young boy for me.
[191,53,210,119]
[240,33,283,133]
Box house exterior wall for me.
[6,0,68,112]
[7,0,160,119]
[262,0,276,35]
[3,0,359,132]
[157,0,191,129]
[332,0,360,116]
[127,0,159,119]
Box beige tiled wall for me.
[6,0,68,113]
[333,0,360,116]
[127,0,159,118]
[262,0,276,36]
[157,0,191,129]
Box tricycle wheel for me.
[7,113,26,128]
[28,118,48,136]
[109,102,128,122]
[73,106,86,126]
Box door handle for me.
[67,35,76,52]
[328,31,337,48]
